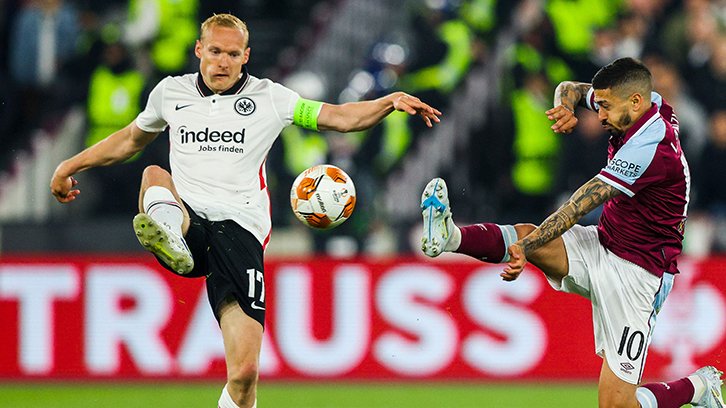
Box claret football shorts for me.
[547,225,674,385]
[154,201,266,328]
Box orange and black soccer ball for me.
[290,164,356,230]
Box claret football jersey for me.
[135,69,300,248]
[585,89,690,277]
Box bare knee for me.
[140,165,172,188]
[227,362,259,406]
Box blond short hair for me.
[200,13,249,48]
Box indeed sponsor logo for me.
[179,126,245,144]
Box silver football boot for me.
[133,213,194,275]
[692,366,725,408]
[421,178,454,257]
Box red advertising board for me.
[0,254,724,381]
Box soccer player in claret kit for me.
[50,13,440,408]
[421,57,725,408]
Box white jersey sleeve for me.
[268,80,299,127]
[136,77,170,133]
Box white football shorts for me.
[546,224,674,384]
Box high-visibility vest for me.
[459,0,497,34]
[128,0,199,73]
[401,19,474,94]
[510,89,561,195]
[86,66,145,149]
[546,0,621,56]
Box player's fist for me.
[50,174,80,203]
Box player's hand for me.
[392,92,442,127]
[50,174,80,203]
[502,243,527,281]
[546,105,578,134]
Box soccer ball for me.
[290,164,356,229]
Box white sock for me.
[635,387,658,408]
[444,222,461,251]
[689,374,707,404]
[498,224,518,263]
[218,384,257,408]
[218,385,241,408]
[142,186,184,236]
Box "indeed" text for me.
[179,126,245,144]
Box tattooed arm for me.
[554,81,592,111]
[546,81,592,134]
[502,176,622,280]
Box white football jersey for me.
[135,70,300,247]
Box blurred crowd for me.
[2,0,726,256]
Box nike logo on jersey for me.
[250,301,265,310]
[175,103,194,111]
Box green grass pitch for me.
[0,381,605,408]
[0,381,699,408]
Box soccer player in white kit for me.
[50,13,441,408]
[421,58,725,408]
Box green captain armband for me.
[293,98,323,131]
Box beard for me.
[605,125,625,138]
[603,113,631,138]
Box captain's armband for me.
[293,98,323,131]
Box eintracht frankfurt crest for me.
[235,97,255,116]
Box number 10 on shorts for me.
[618,326,645,361]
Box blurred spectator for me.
[692,110,726,254]
[123,0,198,76]
[546,0,621,58]
[8,0,80,130]
[644,53,708,158]
[587,11,656,79]
[686,35,726,113]
[506,71,561,222]
[491,3,569,222]
[86,41,145,149]
[83,39,158,216]
[661,0,715,70]
[399,2,474,109]
[9,0,80,87]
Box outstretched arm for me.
[546,81,592,134]
[316,91,441,133]
[50,121,158,203]
[502,176,622,281]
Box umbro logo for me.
[175,103,194,111]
